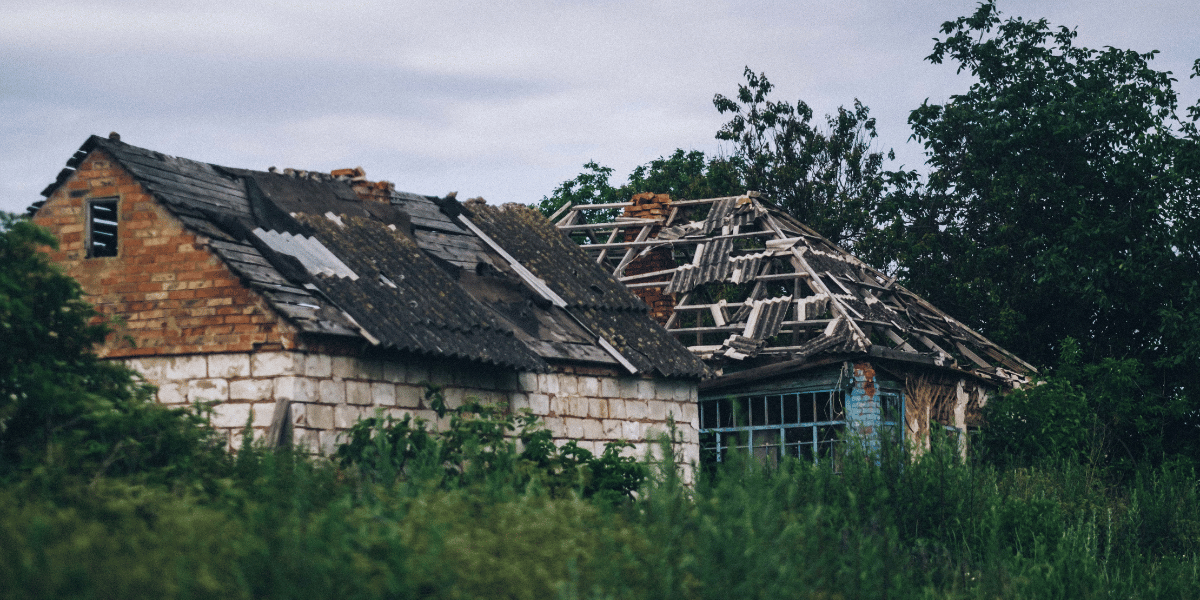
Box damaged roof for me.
[554,193,1035,387]
[38,135,708,378]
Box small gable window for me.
[87,198,119,258]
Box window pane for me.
[785,426,813,445]
[718,398,733,428]
[701,400,718,430]
[818,424,843,443]
[832,392,845,421]
[800,393,815,423]
[750,396,766,426]
[816,392,831,422]
[766,395,782,425]
[735,398,750,428]
[753,429,781,465]
[724,430,747,450]
[782,393,798,424]
[881,393,900,423]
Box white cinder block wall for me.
[123,352,700,464]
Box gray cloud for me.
[3,0,1197,214]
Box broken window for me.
[879,391,903,444]
[700,390,847,468]
[87,198,119,258]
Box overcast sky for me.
[3,0,1198,215]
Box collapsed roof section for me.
[38,135,708,379]
[553,192,1034,387]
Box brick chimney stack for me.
[622,192,677,324]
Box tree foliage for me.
[536,151,745,223]
[0,214,224,481]
[540,68,890,250]
[864,1,1200,465]
[714,68,892,248]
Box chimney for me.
[622,192,677,324]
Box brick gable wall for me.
[32,149,297,358]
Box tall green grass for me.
[2,414,1197,599]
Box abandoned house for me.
[30,134,709,460]
[552,192,1036,463]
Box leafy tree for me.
[537,151,746,223]
[0,214,223,481]
[869,2,1200,464]
[714,68,892,248]
[536,161,624,222]
[624,149,745,201]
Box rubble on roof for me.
[555,193,1034,387]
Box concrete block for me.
[626,399,648,420]
[564,417,585,439]
[304,353,332,378]
[636,379,655,400]
[599,377,618,399]
[293,428,320,454]
[602,419,623,439]
[127,357,169,382]
[156,382,186,404]
[528,393,550,415]
[588,397,609,419]
[381,361,405,383]
[542,416,563,435]
[648,400,670,422]
[229,378,273,401]
[582,418,603,440]
[395,384,423,408]
[211,402,251,429]
[617,377,638,399]
[275,376,315,403]
[331,356,356,379]
[517,371,538,392]
[510,392,530,412]
[560,375,578,396]
[187,378,229,402]
[335,404,367,429]
[165,355,207,380]
[578,376,599,397]
[250,402,274,428]
[319,380,345,405]
[622,420,643,442]
[207,353,250,378]
[680,401,699,426]
[371,382,396,406]
[252,352,300,377]
[305,404,334,430]
[538,373,560,395]
[609,399,627,420]
[319,430,343,456]
[441,387,464,409]
[346,381,372,405]
[359,359,383,381]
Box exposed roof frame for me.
[555,193,1035,387]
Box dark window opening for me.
[88,199,119,258]
[700,390,847,468]
[880,391,903,443]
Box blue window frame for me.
[699,390,847,467]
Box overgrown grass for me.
[2,416,1198,599]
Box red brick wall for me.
[623,192,677,324]
[33,149,297,358]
